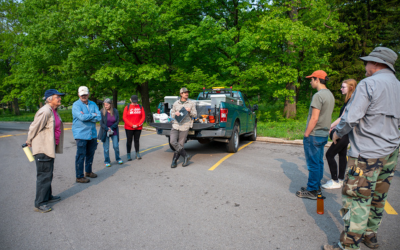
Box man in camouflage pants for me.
[324,47,400,250]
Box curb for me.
[256,137,333,148]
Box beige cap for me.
[78,86,89,96]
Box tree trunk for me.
[8,101,13,112]
[283,2,298,119]
[13,98,20,115]
[139,81,152,123]
[112,89,118,111]
[283,82,296,119]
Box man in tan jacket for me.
[26,89,65,213]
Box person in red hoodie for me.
[123,95,145,161]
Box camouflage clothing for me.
[339,147,399,249]
[171,99,197,131]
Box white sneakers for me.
[322,179,343,189]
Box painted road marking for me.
[385,201,398,215]
[0,135,13,138]
[140,143,168,153]
[208,141,254,171]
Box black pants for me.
[34,153,54,208]
[325,134,349,180]
[126,129,141,153]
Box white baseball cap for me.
[78,86,89,96]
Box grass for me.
[0,106,340,140]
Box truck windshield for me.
[198,92,240,100]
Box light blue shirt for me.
[72,99,101,140]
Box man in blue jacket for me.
[72,86,101,183]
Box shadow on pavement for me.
[276,158,343,246]
[52,144,166,203]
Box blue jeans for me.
[75,139,98,178]
[303,135,328,191]
[103,135,121,164]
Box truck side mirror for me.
[252,104,258,111]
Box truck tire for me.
[249,123,257,141]
[227,124,239,153]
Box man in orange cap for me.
[296,70,335,199]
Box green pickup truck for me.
[150,88,258,153]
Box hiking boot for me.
[85,172,97,178]
[136,152,142,160]
[34,205,52,213]
[76,177,90,183]
[47,195,61,203]
[127,153,132,161]
[296,189,318,199]
[301,186,321,192]
[322,179,342,189]
[182,153,192,167]
[363,234,379,249]
[171,152,179,168]
[323,244,342,250]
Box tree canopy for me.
[1,0,399,119]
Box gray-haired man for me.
[325,47,400,250]
[26,89,65,213]
[170,87,197,168]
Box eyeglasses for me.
[81,95,88,97]
[341,86,347,89]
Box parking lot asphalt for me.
[0,122,399,250]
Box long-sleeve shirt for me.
[123,104,145,130]
[336,68,400,158]
[171,99,197,131]
[72,99,101,140]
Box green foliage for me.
[1,0,398,128]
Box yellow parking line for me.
[140,143,168,153]
[141,132,156,136]
[64,128,72,130]
[208,141,254,171]
[385,201,398,215]
[0,135,13,138]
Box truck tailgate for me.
[150,123,216,130]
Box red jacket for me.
[123,104,145,130]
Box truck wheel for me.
[249,123,257,141]
[227,124,239,153]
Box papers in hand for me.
[175,107,188,123]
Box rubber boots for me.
[127,153,132,161]
[171,152,180,168]
[136,152,142,160]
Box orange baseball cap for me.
[306,70,328,79]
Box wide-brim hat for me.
[360,47,397,73]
